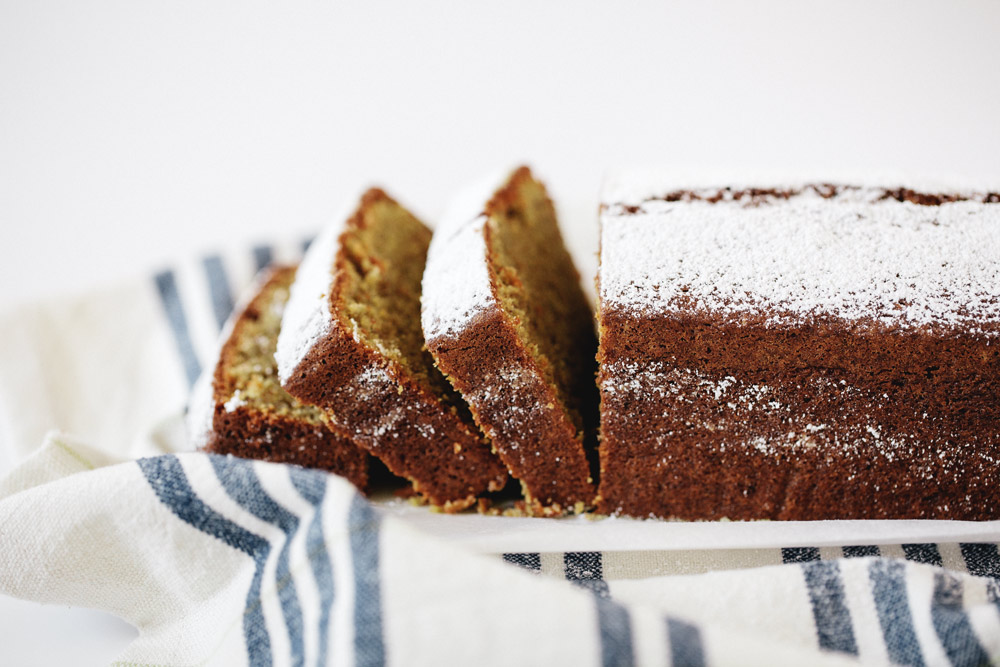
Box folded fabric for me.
[2,433,999,666]
[1,242,999,665]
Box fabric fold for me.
[1,434,998,666]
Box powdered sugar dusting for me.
[348,365,397,404]
[601,360,950,469]
[223,390,246,413]
[600,179,1000,335]
[275,209,347,383]
[464,365,541,460]
[422,169,514,341]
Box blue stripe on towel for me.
[253,245,274,273]
[138,455,272,667]
[988,578,1000,615]
[868,559,925,667]
[782,547,821,563]
[348,495,385,667]
[596,597,634,667]
[154,270,202,387]
[802,560,858,655]
[902,544,943,567]
[962,543,1000,615]
[202,255,235,332]
[667,617,705,667]
[564,552,609,598]
[842,545,880,558]
[958,543,1000,578]
[503,553,541,572]
[289,467,335,667]
[930,571,988,666]
[210,457,305,667]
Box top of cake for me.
[599,173,1000,336]
[275,202,350,384]
[421,168,514,341]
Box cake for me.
[422,167,598,515]
[189,265,370,490]
[596,174,1000,520]
[276,188,508,511]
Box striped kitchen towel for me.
[1,240,999,665]
[1,433,999,665]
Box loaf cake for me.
[276,188,508,511]
[422,167,598,515]
[189,265,370,490]
[596,174,1000,520]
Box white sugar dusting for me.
[464,364,542,460]
[599,179,1000,334]
[601,360,957,469]
[317,362,413,443]
[223,390,246,413]
[348,365,397,403]
[422,169,515,341]
[276,207,348,383]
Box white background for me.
[3,1,1000,310]
[2,1,999,664]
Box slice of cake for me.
[189,265,370,490]
[276,188,508,511]
[597,173,1000,520]
[422,167,598,515]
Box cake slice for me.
[597,173,1000,520]
[189,265,370,490]
[422,167,598,515]
[276,188,508,511]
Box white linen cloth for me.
[1,240,999,666]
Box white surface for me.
[0,595,136,666]
[376,500,1000,554]
[3,0,1000,661]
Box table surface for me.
[2,1,999,662]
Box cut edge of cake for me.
[277,188,508,512]
[422,166,599,516]
[189,264,370,491]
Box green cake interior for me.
[486,175,597,434]
[222,267,328,423]
[337,191,465,405]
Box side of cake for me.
[276,188,508,511]
[422,167,598,515]
[189,265,370,490]
[597,175,1000,520]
